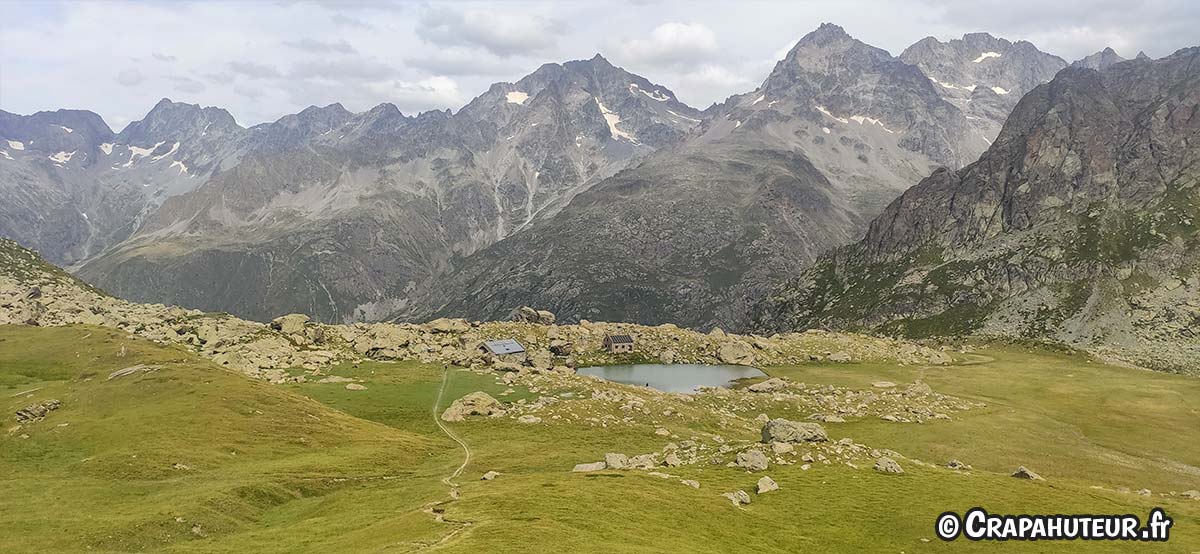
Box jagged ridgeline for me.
[754,48,1200,372]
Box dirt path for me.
[412,367,474,551]
[432,366,472,499]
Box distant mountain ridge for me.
[392,24,1062,330]
[1,24,1084,328]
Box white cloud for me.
[612,22,719,68]
[416,6,566,57]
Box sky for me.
[2,0,1197,131]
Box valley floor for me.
[2,325,1199,552]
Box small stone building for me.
[602,334,634,354]
[479,339,527,363]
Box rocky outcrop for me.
[15,399,60,423]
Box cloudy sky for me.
[2,0,1197,130]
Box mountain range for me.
[753,46,1200,372]
[2,24,1190,355]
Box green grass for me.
[3,326,1200,552]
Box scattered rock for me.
[1011,466,1044,480]
[441,392,504,422]
[756,476,779,494]
[107,364,161,380]
[946,459,969,470]
[481,471,500,481]
[15,399,60,423]
[722,490,752,506]
[572,461,606,472]
[828,351,852,363]
[747,377,787,393]
[873,457,904,475]
[771,442,795,455]
[1181,490,1200,500]
[872,381,897,388]
[345,383,367,391]
[604,453,629,470]
[736,449,769,471]
[681,479,700,489]
[628,454,658,469]
[517,415,542,424]
[761,419,828,443]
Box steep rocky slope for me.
[398,24,1009,329]
[754,48,1200,372]
[73,56,700,323]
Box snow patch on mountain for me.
[667,110,700,123]
[0,150,12,160]
[815,105,849,124]
[124,141,164,167]
[990,86,1010,95]
[595,98,637,143]
[7,140,24,151]
[170,160,189,174]
[972,51,1001,63]
[151,142,180,161]
[629,83,669,101]
[849,115,895,133]
[505,91,529,105]
[99,143,114,155]
[49,151,75,164]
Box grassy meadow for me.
[2,325,1199,552]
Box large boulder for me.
[1011,466,1044,481]
[604,453,629,470]
[509,306,556,325]
[425,318,470,334]
[761,419,828,443]
[736,449,769,471]
[873,457,904,475]
[718,342,755,365]
[270,313,310,336]
[756,476,779,494]
[441,392,505,422]
[747,377,788,393]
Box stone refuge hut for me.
[480,338,527,363]
[603,334,634,354]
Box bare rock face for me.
[441,392,504,422]
[761,419,828,443]
[573,461,606,472]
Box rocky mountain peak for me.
[116,98,242,146]
[1071,47,1127,70]
[0,108,114,154]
